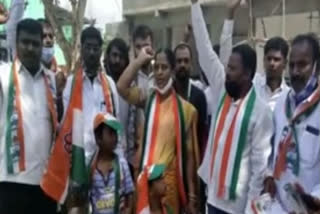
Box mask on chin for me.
[41,47,55,64]
[152,78,173,95]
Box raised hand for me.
[0,3,8,24]
[227,0,242,19]
[135,46,154,67]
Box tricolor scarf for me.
[5,59,57,174]
[41,68,115,203]
[136,165,173,214]
[208,88,256,200]
[273,83,320,180]
[139,90,188,207]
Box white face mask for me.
[41,47,55,64]
[152,77,173,95]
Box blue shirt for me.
[90,156,134,214]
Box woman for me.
[117,47,199,214]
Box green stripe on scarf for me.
[139,92,156,171]
[210,93,227,151]
[229,89,256,200]
[5,68,15,174]
[113,156,121,214]
[176,95,187,194]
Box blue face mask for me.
[41,47,55,64]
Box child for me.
[89,113,134,214]
[136,164,173,214]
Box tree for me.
[42,0,87,73]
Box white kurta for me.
[271,90,320,213]
[192,2,273,213]
[63,70,120,163]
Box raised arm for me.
[219,0,241,68]
[191,0,225,96]
[117,46,153,108]
[6,0,25,59]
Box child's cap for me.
[148,164,165,182]
[93,113,123,134]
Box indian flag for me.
[70,109,88,192]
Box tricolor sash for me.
[41,68,115,203]
[5,59,57,174]
[139,90,188,207]
[273,84,320,179]
[208,88,256,200]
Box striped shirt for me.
[90,157,134,214]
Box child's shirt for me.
[90,156,134,214]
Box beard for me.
[225,81,241,98]
[176,68,189,81]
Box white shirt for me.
[253,73,289,111]
[192,3,273,213]
[0,61,55,185]
[63,70,120,163]
[219,15,289,111]
[271,90,320,213]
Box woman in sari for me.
[117,47,199,214]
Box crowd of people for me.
[0,0,320,213]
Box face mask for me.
[41,47,55,64]
[152,78,173,95]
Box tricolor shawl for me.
[137,164,173,214]
[207,88,256,200]
[4,59,57,174]
[139,90,188,208]
[273,83,320,179]
[41,68,115,203]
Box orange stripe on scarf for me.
[147,93,161,166]
[209,96,232,179]
[12,61,25,171]
[100,72,114,115]
[41,69,83,202]
[217,99,243,198]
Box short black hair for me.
[155,48,175,69]
[16,18,43,42]
[132,25,153,43]
[232,44,257,79]
[264,37,289,59]
[174,43,192,59]
[81,26,103,46]
[37,18,53,30]
[106,38,129,66]
[292,33,320,64]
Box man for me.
[132,24,154,91]
[174,43,207,214]
[174,43,207,156]
[103,38,137,170]
[104,38,129,82]
[63,26,120,162]
[218,1,289,111]
[38,19,58,73]
[265,34,320,213]
[41,26,120,204]
[191,0,273,213]
[0,19,57,214]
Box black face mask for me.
[225,81,241,99]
